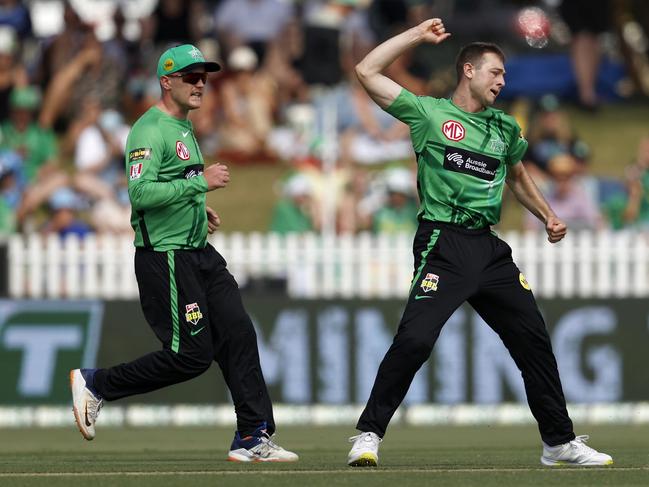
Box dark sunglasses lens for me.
[183,73,207,84]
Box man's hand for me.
[206,206,221,233]
[417,18,451,45]
[204,163,230,190]
[546,215,567,243]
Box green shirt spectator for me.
[269,173,317,234]
[0,86,58,182]
[372,199,419,234]
[0,197,13,233]
[372,167,418,234]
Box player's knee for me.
[229,316,258,343]
[175,348,213,376]
[397,332,434,360]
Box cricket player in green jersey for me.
[347,19,612,467]
[70,44,297,462]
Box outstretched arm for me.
[506,162,567,243]
[355,18,451,109]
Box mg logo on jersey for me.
[176,141,190,160]
[442,120,465,141]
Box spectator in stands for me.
[559,0,611,110]
[269,173,319,234]
[0,0,31,39]
[620,135,649,229]
[214,0,294,64]
[0,86,58,183]
[372,167,418,234]
[340,77,412,165]
[216,46,277,160]
[145,0,204,46]
[39,29,124,131]
[70,104,132,234]
[40,187,92,239]
[525,154,603,231]
[0,25,27,122]
[33,2,90,90]
[0,149,23,233]
[524,95,590,178]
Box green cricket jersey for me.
[385,89,528,228]
[126,106,209,251]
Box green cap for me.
[157,44,221,78]
[10,86,41,110]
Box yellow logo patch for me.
[163,58,174,71]
[519,273,531,291]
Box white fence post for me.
[8,235,24,298]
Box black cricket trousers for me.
[93,243,275,436]
[356,220,575,447]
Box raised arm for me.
[506,162,567,243]
[355,18,451,109]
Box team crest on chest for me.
[176,141,190,160]
[442,120,465,142]
[489,136,506,154]
[420,273,439,292]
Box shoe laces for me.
[252,432,284,456]
[569,435,595,454]
[87,394,103,421]
[349,432,382,446]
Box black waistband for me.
[419,219,492,236]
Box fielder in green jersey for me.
[347,18,612,468]
[70,44,298,463]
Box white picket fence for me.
[7,230,649,299]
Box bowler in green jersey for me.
[69,44,297,463]
[347,19,612,467]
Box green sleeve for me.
[126,124,208,211]
[384,88,432,153]
[506,121,529,166]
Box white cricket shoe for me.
[227,423,299,462]
[70,369,103,441]
[541,435,613,466]
[348,431,382,467]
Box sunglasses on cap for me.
[167,72,208,85]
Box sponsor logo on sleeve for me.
[176,141,190,160]
[443,146,500,181]
[519,273,531,291]
[442,120,465,141]
[128,148,152,163]
[129,163,143,180]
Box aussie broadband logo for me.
[0,300,103,404]
[443,146,500,181]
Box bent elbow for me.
[355,62,369,80]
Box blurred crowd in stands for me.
[0,0,647,238]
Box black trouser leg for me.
[356,226,472,437]
[468,238,575,446]
[94,248,214,400]
[203,245,275,436]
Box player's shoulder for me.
[489,107,522,131]
[129,108,165,138]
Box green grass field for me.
[1,424,647,486]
